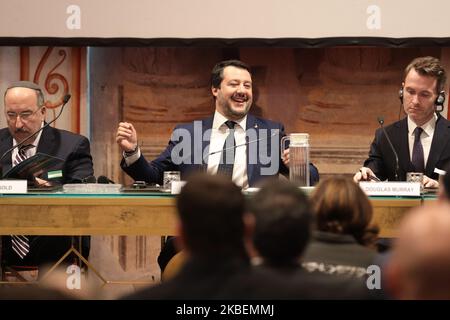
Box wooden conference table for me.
[0,191,437,238]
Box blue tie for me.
[217,121,236,179]
[412,127,424,173]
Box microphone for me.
[377,116,399,181]
[81,175,97,183]
[0,94,71,169]
[208,131,278,156]
[97,175,115,184]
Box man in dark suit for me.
[0,123,94,185]
[116,59,319,188]
[116,59,319,272]
[0,81,94,275]
[354,56,450,188]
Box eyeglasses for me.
[5,106,42,121]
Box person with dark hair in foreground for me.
[249,179,312,268]
[124,174,287,299]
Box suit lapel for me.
[426,115,450,174]
[396,118,415,174]
[0,129,13,174]
[201,117,214,169]
[36,125,55,155]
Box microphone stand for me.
[209,132,278,156]
[377,116,399,181]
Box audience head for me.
[386,203,450,299]
[176,173,247,259]
[310,176,379,247]
[248,179,312,267]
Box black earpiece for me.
[436,91,445,106]
[399,87,404,104]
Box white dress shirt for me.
[407,113,437,168]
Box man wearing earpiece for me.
[354,56,450,188]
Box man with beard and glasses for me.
[116,59,319,271]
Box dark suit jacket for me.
[257,264,381,300]
[364,115,450,181]
[124,257,376,300]
[121,114,319,187]
[0,125,94,184]
[124,257,287,300]
[302,231,378,278]
[0,125,94,268]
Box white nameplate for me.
[0,180,28,194]
[171,181,187,194]
[359,182,421,196]
[434,167,446,176]
[300,186,315,195]
[243,187,260,194]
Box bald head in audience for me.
[386,203,450,299]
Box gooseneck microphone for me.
[377,116,399,181]
[97,175,115,184]
[0,94,71,167]
[209,131,278,156]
